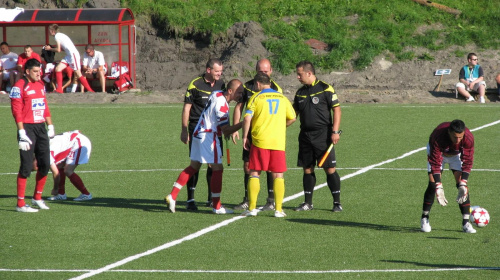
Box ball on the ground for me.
[470,207,490,227]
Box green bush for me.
[121,0,500,73]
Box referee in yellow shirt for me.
[241,73,296,218]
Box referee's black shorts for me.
[18,123,50,177]
[297,128,337,168]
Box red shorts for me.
[248,144,287,173]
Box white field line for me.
[1,267,500,274]
[3,119,499,279]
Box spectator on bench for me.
[0,41,18,92]
[16,45,42,81]
[455,53,486,103]
[82,44,107,92]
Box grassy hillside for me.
[121,0,500,74]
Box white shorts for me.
[66,135,92,165]
[426,144,462,172]
[190,132,222,164]
[2,70,17,80]
[61,52,81,71]
[456,81,486,91]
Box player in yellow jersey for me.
[241,73,296,217]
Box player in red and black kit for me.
[180,58,225,210]
[232,58,282,211]
[10,58,55,213]
[421,119,476,233]
[293,60,343,212]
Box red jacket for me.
[10,78,51,124]
[428,122,474,175]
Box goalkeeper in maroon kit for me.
[421,119,476,233]
[10,58,55,212]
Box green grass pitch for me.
[0,102,499,279]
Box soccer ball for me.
[470,207,490,227]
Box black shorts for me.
[241,133,252,162]
[18,123,50,177]
[297,129,337,168]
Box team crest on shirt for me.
[9,87,21,98]
[312,96,319,104]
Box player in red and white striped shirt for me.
[46,130,93,201]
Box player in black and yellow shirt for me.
[293,60,343,212]
[180,58,225,210]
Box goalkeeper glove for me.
[435,183,448,206]
[47,124,55,138]
[18,129,32,151]
[456,180,469,204]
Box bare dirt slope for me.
[1,0,499,104]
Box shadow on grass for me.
[381,259,500,270]
[286,218,461,233]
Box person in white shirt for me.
[44,24,94,93]
[82,44,107,92]
[0,41,18,92]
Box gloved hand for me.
[18,129,32,151]
[47,124,55,138]
[435,183,448,206]
[456,180,469,204]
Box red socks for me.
[68,173,90,195]
[16,174,27,207]
[33,171,47,201]
[79,76,95,92]
[55,71,63,93]
[171,166,197,200]
[210,170,223,210]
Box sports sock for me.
[33,171,47,200]
[71,83,78,93]
[422,181,435,212]
[248,176,260,210]
[497,82,500,95]
[58,168,66,195]
[55,71,63,93]
[273,177,285,212]
[421,211,430,219]
[303,172,315,205]
[186,171,198,201]
[327,171,341,204]
[210,170,223,210]
[172,166,197,200]
[206,166,213,202]
[68,173,90,195]
[17,173,27,207]
[79,76,95,92]
[266,171,274,200]
[243,173,249,200]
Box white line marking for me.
[1,267,499,274]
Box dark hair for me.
[0,41,8,47]
[24,45,32,50]
[85,44,95,50]
[206,58,223,69]
[467,53,477,60]
[254,72,271,85]
[25,58,41,70]
[296,60,315,74]
[449,119,465,133]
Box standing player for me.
[180,58,225,210]
[241,73,296,218]
[421,119,476,233]
[10,58,55,212]
[44,24,94,93]
[293,60,343,212]
[166,79,244,214]
[232,58,283,211]
[46,130,93,201]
